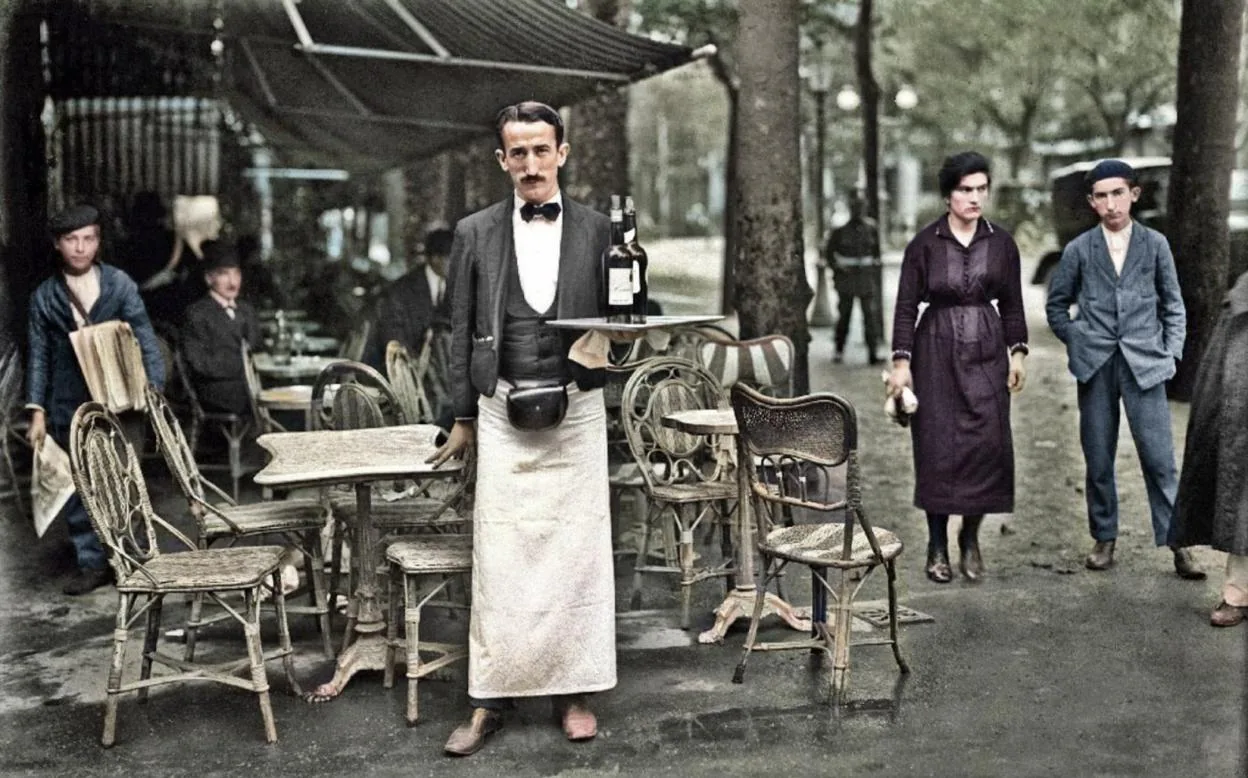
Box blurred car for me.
[1032,156,1248,286]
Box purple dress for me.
[891,216,1028,515]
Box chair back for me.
[339,320,372,362]
[698,334,795,396]
[69,403,196,584]
[174,349,207,419]
[144,385,210,505]
[311,360,405,431]
[0,345,22,429]
[620,357,729,492]
[385,339,434,424]
[730,383,887,563]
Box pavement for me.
[0,241,1245,777]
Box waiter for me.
[429,101,617,756]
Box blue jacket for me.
[1045,221,1186,390]
[27,263,165,427]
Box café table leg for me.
[306,483,393,702]
[697,437,813,645]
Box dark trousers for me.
[50,424,107,571]
[834,290,881,353]
[1076,350,1177,546]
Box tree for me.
[565,0,632,212]
[734,0,811,392]
[1167,0,1246,400]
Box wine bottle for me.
[624,196,648,324]
[603,195,633,324]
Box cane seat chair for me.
[383,533,473,725]
[174,349,253,500]
[697,334,796,397]
[68,403,300,747]
[385,339,434,424]
[145,385,334,659]
[729,383,908,703]
[621,357,737,629]
[0,346,27,513]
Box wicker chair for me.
[145,385,334,659]
[697,334,796,397]
[311,361,465,645]
[385,338,435,424]
[174,349,252,500]
[621,357,737,629]
[383,534,472,725]
[729,383,908,703]
[68,402,300,747]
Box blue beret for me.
[1085,159,1137,189]
[48,204,99,237]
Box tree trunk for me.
[564,0,631,213]
[733,0,811,393]
[856,0,880,222]
[712,53,740,316]
[1167,0,1245,400]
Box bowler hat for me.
[200,240,240,272]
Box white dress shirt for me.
[1101,222,1132,277]
[425,264,445,307]
[63,265,101,326]
[511,191,563,314]
[209,289,238,320]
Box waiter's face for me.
[496,120,568,205]
[54,225,100,275]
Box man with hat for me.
[26,203,166,595]
[1045,159,1204,579]
[181,239,260,416]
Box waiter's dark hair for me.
[495,101,564,148]
[937,151,992,198]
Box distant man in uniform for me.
[825,196,883,365]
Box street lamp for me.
[836,85,861,113]
[806,48,835,326]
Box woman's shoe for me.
[959,543,984,582]
[925,548,952,583]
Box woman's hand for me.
[885,360,912,399]
[1008,352,1027,394]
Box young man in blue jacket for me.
[1045,160,1203,579]
[26,204,165,595]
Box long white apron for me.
[468,383,617,698]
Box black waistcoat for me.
[499,251,571,383]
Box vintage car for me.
[1033,156,1248,286]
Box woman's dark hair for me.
[937,151,992,198]
[494,101,564,148]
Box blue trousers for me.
[1076,350,1177,547]
[50,424,108,571]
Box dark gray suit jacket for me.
[181,295,259,415]
[1045,220,1186,389]
[447,196,611,419]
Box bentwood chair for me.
[69,402,300,747]
[620,357,737,629]
[174,349,252,500]
[729,383,908,703]
[385,339,435,424]
[697,334,796,397]
[145,385,334,659]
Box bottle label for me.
[608,267,632,306]
[632,259,641,294]
[624,228,636,243]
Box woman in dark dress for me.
[885,151,1029,583]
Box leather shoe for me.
[1085,540,1115,571]
[561,701,598,741]
[958,543,984,582]
[444,708,503,756]
[1210,601,1246,627]
[925,548,952,584]
[62,567,113,596]
[1171,547,1207,580]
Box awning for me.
[65,0,700,170]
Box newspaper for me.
[31,437,75,538]
[68,321,148,413]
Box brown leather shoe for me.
[958,543,984,582]
[1210,601,1246,627]
[561,701,598,741]
[925,548,952,583]
[1085,540,1115,571]
[1172,548,1207,580]
[444,708,503,756]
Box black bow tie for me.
[520,201,561,222]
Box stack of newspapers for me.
[69,320,148,413]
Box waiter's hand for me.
[1008,351,1027,394]
[427,420,474,467]
[27,409,46,449]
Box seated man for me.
[180,240,260,415]
[364,227,453,370]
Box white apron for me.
[468,382,617,698]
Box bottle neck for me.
[609,219,626,245]
[623,212,638,244]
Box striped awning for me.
[52,0,698,170]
